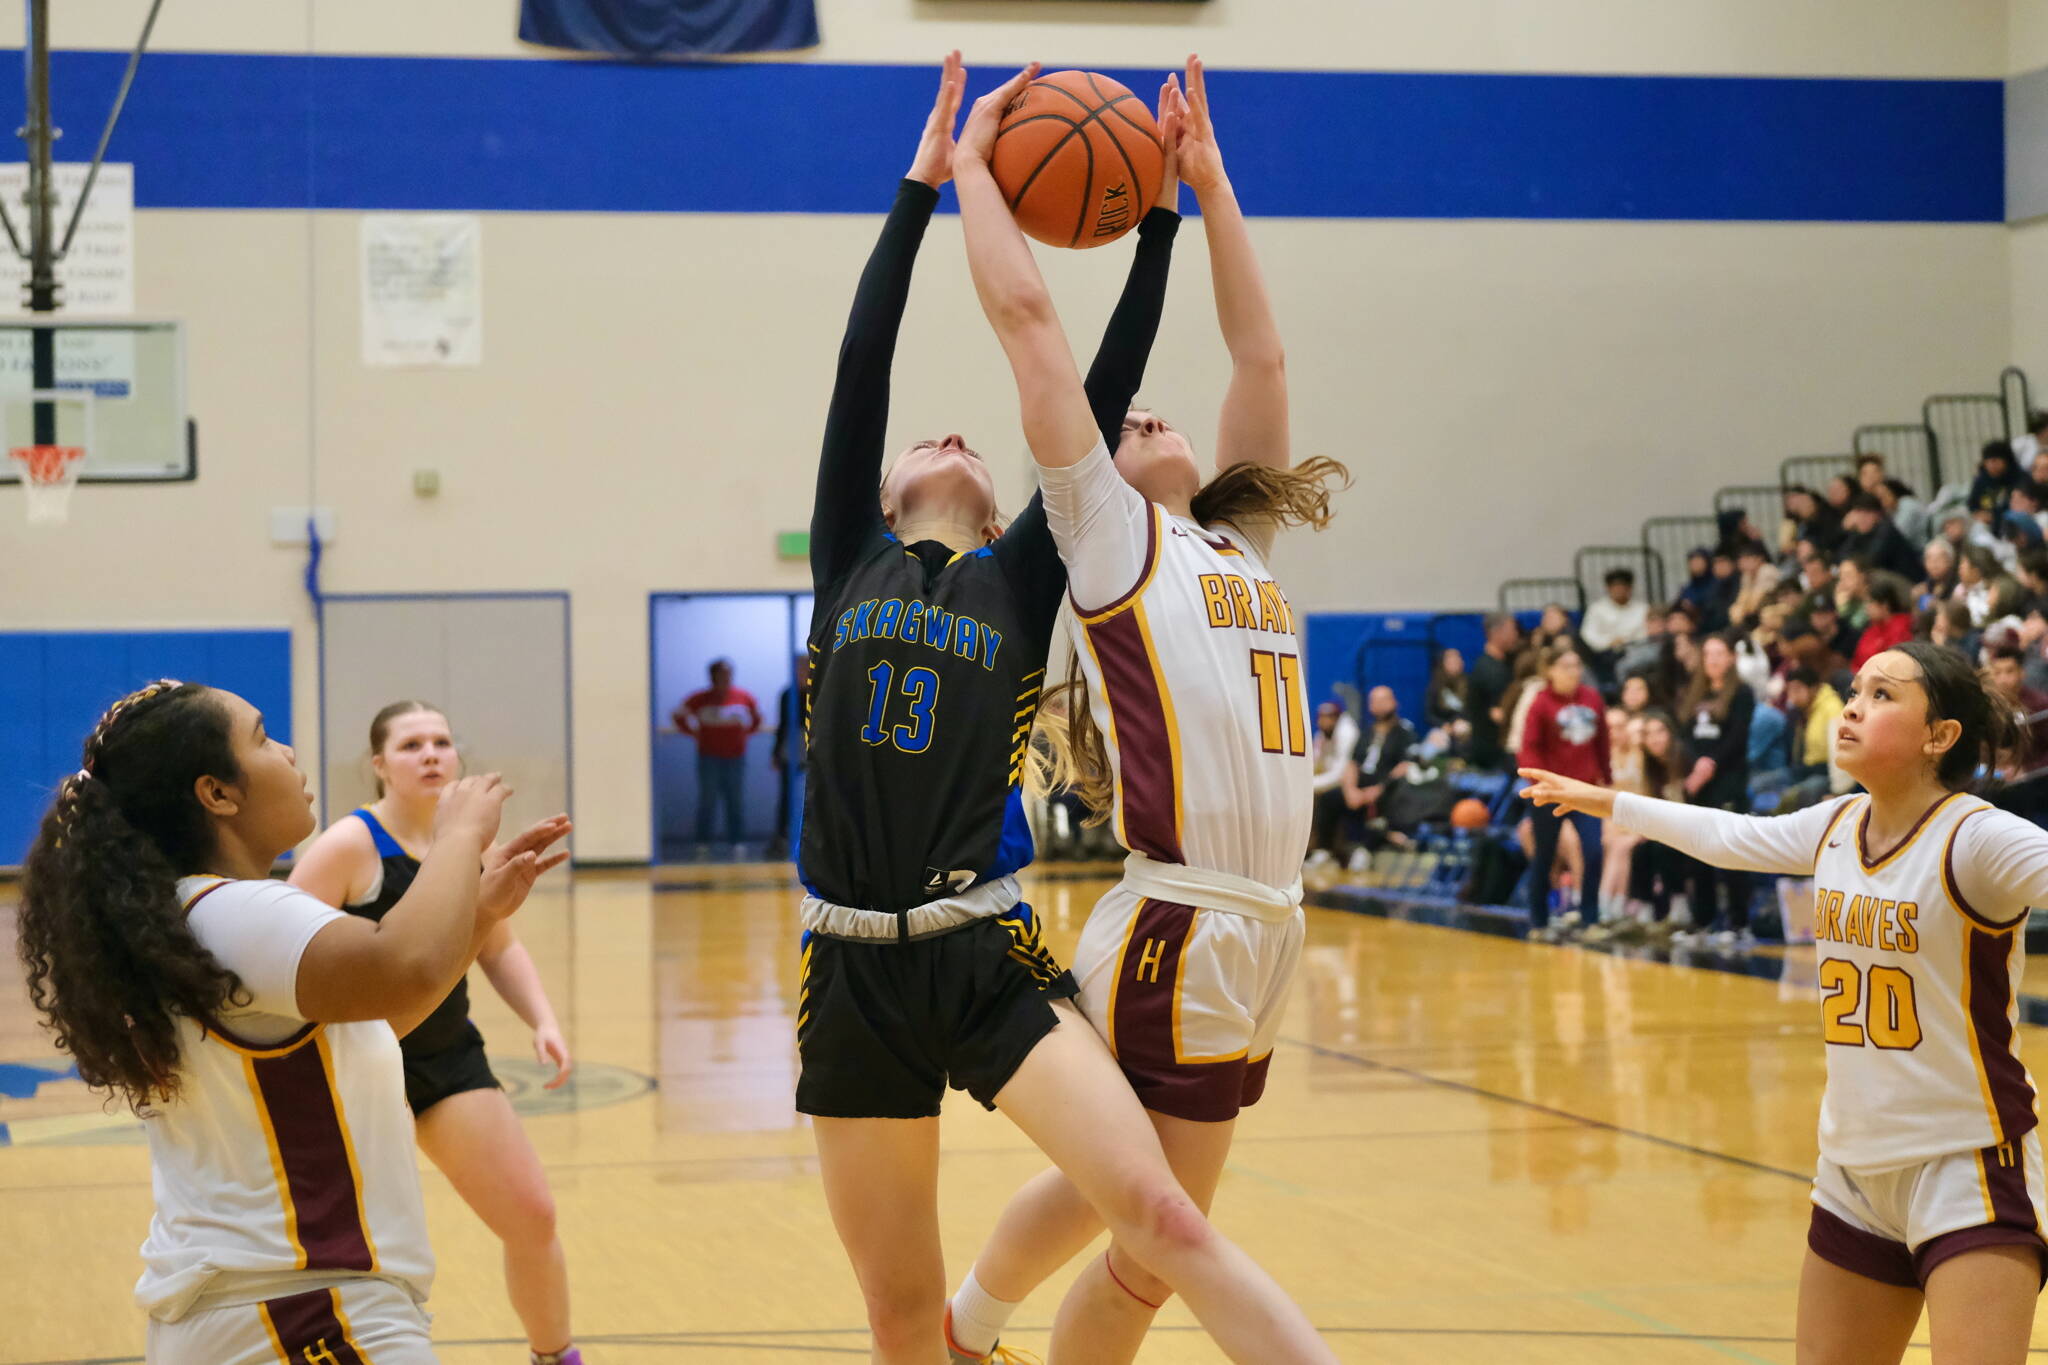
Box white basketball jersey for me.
[136,877,433,1320]
[1810,794,2040,1170]
[1070,506,1312,890]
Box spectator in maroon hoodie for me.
[1517,644,1610,941]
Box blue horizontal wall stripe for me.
[0,629,292,865]
[16,51,2003,222]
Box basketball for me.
[992,71,1163,249]
[1451,798,1491,830]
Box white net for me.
[10,444,84,523]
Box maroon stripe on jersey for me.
[250,1040,375,1273]
[1085,610,1183,863]
[1944,809,2011,931]
[1968,927,2040,1147]
[1072,503,1159,619]
[260,1287,369,1365]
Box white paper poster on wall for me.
[361,214,482,367]
[0,163,135,316]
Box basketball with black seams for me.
[992,71,1163,249]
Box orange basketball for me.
[992,71,1162,249]
[1451,798,1492,831]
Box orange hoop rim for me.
[8,444,85,484]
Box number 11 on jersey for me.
[1250,650,1307,757]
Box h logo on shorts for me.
[1134,938,1168,985]
[302,1341,343,1365]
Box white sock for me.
[950,1268,1021,1356]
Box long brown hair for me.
[1679,633,1742,722]
[1027,457,1351,824]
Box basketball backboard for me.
[0,319,191,483]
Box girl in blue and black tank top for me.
[291,703,583,1365]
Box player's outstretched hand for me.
[1518,768,1618,821]
[908,51,967,188]
[954,62,1041,171]
[1155,73,1184,215]
[1177,54,1228,195]
[486,814,573,876]
[477,814,571,921]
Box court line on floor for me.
[24,1323,2036,1364]
[1277,1034,1809,1182]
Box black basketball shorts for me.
[796,902,1079,1119]
[401,1020,502,1116]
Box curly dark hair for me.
[17,681,250,1114]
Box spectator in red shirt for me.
[1850,572,1914,671]
[672,658,763,852]
[1516,644,1610,940]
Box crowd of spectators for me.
[1307,420,2048,945]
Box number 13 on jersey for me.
[1250,650,1307,757]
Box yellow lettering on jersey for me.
[1134,938,1167,985]
[1858,897,1880,948]
[1895,901,1919,954]
[1876,900,1896,952]
[1228,577,1258,630]
[304,1342,342,1365]
[1257,579,1281,632]
[1866,966,1923,1049]
[1820,889,1845,943]
[1200,574,1233,628]
[1819,958,1864,1045]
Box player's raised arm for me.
[1080,74,1183,450]
[1523,766,1846,878]
[811,53,963,587]
[1182,56,1290,475]
[952,63,1101,472]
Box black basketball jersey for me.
[799,536,1051,914]
[341,809,474,1055]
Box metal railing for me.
[1572,544,1657,614]
[1780,452,1855,496]
[1714,485,1781,546]
[1853,423,1938,498]
[1925,395,2008,492]
[2005,365,2034,442]
[1498,576,1584,618]
[1641,515,1717,604]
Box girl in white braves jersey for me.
[947,56,1348,1363]
[1524,642,2048,1365]
[13,681,568,1364]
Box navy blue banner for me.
[20,50,2003,221]
[519,0,818,58]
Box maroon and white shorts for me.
[1808,1132,2048,1289]
[146,1277,434,1364]
[1073,881,1304,1123]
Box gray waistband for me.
[800,876,1021,942]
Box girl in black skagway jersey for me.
[798,54,1335,1365]
[292,703,583,1365]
